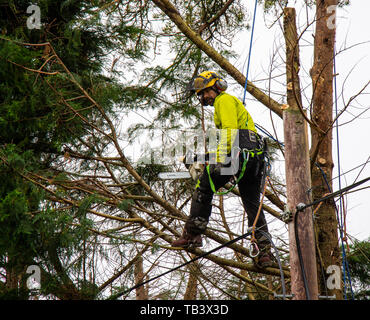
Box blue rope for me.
[333,46,355,300]
[315,163,355,300]
[242,0,258,105]
[254,123,284,147]
[241,1,286,148]
[240,3,353,299]
[242,2,286,150]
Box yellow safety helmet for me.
[191,71,228,94]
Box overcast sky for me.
[121,1,369,242]
[227,0,370,241]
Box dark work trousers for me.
[184,131,271,249]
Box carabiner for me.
[249,242,260,258]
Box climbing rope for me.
[242,0,258,105]
[249,138,271,250]
[250,175,269,247]
[333,45,355,300]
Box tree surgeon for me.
[172,71,274,267]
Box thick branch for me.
[152,0,283,118]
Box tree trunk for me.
[134,256,148,300]
[6,264,19,292]
[310,0,342,300]
[184,261,198,300]
[283,7,318,300]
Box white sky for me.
[228,0,370,241]
[120,1,369,242]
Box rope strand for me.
[242,0,258,105]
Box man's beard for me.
[204,97,215,106]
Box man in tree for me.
[172,71,274,268]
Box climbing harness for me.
[205,146,264,196]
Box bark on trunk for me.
[134,256,148,300]
[283,7,318,300]
[184,261,198,300]
[310,0,343,300]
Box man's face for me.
[198,87,218,106]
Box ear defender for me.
[209,72,227,92]
[191,71,228,95]
[215,77,228,92]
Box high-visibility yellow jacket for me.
[212,92,257,162]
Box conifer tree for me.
[0,0,130,299]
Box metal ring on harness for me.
[249,241,260,258]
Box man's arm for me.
[214,95,239,163]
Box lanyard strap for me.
[206,150,250,196]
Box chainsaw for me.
[158,153,204,181]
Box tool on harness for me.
[249,241,260,258]
[205,140,265,196]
